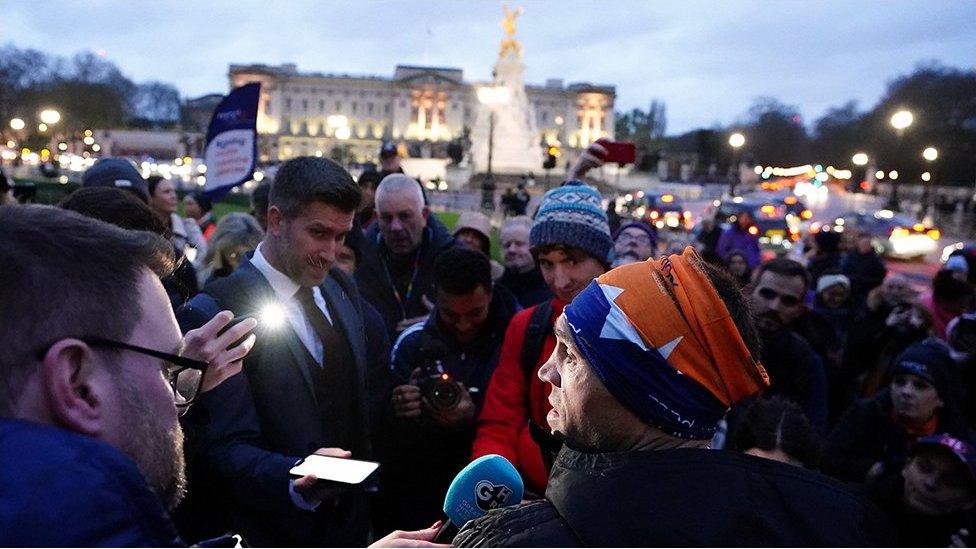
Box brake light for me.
[801,209,813,220]
[748,226,759,236]
[927,229,941,240]
[891,227,910,238]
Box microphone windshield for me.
[442,454,524,527]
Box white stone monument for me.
[470,5,544,175]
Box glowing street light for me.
[727,132,745,196]
[886,110,913,211]
[922,172,931,182]
[852,152,869,166]
[890,110,913,131]
[9,118,25,131]
[39,109,61,125]
[922,147,938,162]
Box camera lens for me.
[430,381,460,410]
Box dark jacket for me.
[760,328,829,432]
[868,467,975,547]
[497,265,552,308]
[841,250,887,305]
[356,216,455,338]
[454,446,894,547]
[0,419,182,547]
[176,260,374,547]
[373,288,519,531]
[808,251,842,286]
[824,389,969,483]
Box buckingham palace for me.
[228,63,615,167]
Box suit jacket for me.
[176,259,372,547]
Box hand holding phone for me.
[289,452,380,485]
[597,139,636,165]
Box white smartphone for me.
[288,454,380,485]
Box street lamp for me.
[477,85,510,212]
[728,132,745,196]
[9,118,25,131]
[39,109,61,126]
[886,109,913,210]
[922,146,938,214]
[852,152,868,166]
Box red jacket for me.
[471,298,564,495]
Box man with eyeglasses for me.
[0,205,254,546]
[610,221,658,267]
[748,257,829,431]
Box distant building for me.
[228,63,615,164]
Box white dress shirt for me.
[250,242,333,366]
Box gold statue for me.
[499,4,523,58]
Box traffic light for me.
[543,145,558,170]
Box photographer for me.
[374,247,518,533]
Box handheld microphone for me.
[433,454,524,543]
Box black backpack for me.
[519,300,553,383]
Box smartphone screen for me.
[289,454,380,485]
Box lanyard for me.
[384,249,421,319]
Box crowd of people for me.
[2,139,975,547]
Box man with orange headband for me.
[455,248,894,547]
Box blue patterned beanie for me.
[530,183,612,265]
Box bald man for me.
[355,174,456,338]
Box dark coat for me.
[356,215,455,338]
[841,250,887,305]
[176,260,374,547]
[373,288,518,531]
[824,389,969,483]
[0,419,182,547]
[760,328,830,432]
[454,446,894,547]
[497,265,552,308]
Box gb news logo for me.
[474,480,513,512]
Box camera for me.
[416,339,462,411]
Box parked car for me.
[623,191,693,230]
[816,209,940,259]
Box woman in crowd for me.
[724,250,753,287]
[183,190,217,241]
[196,212,263,287]
[825,339,968,483]
[147,175,208,264]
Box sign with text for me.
[203,82,260,200]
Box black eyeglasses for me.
[757,287,802,307]
[35,337,209,413]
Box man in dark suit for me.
[177,156,378,547]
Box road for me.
[679,186,948,287]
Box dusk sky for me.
[2,0,974,134]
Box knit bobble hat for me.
[530,183,612,265]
